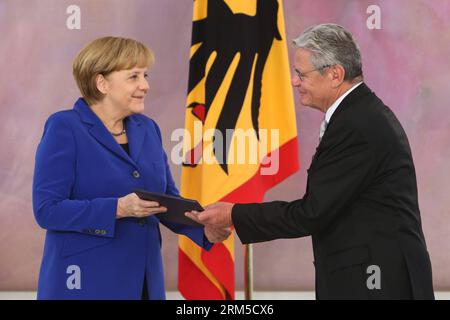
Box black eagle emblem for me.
[185,0,282,174]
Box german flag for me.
[178,0,299,300]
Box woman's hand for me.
[116,193,167,219]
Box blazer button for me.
[138,218,146,226]
[132,170,140,178]
[95,229,101,235]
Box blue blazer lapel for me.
[125,115,146,163]
[73,98,136,166]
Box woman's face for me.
[101,67,150,115]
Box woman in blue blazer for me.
[32,37,229,299]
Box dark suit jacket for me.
[232,83,434,299]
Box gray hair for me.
[293,23,363,81]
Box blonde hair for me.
[72,36,155,105]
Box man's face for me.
[291,48,332,112]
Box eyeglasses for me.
[293,65,332,81]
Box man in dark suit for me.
[186,24,434,299]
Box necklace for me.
[110,128,126,137]
[109,122,126,137]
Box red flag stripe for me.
[201,243,235,299]
[178,249,225,300]
[222,137,299,203]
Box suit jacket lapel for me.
[309,83,373,170]
[73,98,137,166]
[326,83,372,131]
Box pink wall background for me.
[0,0,449,291]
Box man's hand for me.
[204,225,232,243]
[185,202,234,228]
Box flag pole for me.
[244,244,253,300]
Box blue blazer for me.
[32,98,211,300]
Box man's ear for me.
[329,65,345,88]
[95,74,108,95]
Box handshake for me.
[185,202,235,243]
